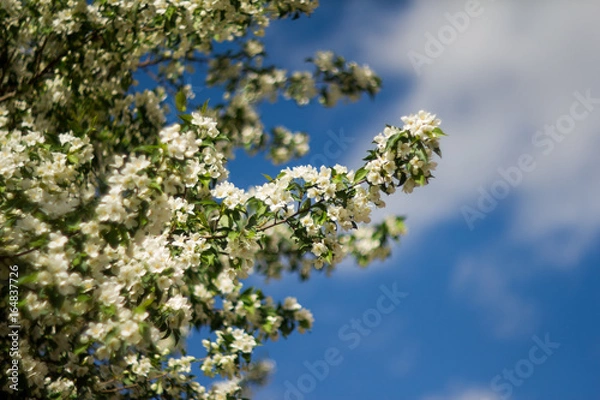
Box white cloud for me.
[450,257,538,338]
[337,0,600,266]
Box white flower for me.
[47,378,75,395]
[132,357,152,377]
[294,309,315,332]
[230,329,256,353]
[401,110,441,138]
[333,164,348,174]
[98,281,123,306]
[121,155,150,175]
[58,132,75,145]
[299,214,313,227]
[166,295,190,312]
[191,112,219,138]
[96,190,127,222]
[314,51,336,72]
[282,297,302,311]
[159,124,180,143]
[212,181,248,209]
[311,242,327,257]
[47,232,68,252]
[120,320,140,342]
[215,272,236,294]
[85,322,106,340]
[244,39,264,57]
[211,378,241,398]
[193,284,212,301]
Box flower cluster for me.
[310,51,382,107]
[0,1,444,399]
[207,113,444,274]
[367,110,443,193]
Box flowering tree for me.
[0,1,445,398]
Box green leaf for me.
[196,210,210,228]
[262,173,273,182]
[386,133,402,151]
[133,144,161,154]
[175,90,187,112]
[30,235,48,249]
[103,228,120,249]
[148,181,163,193]
[432,127,447,136]
[74,343,89,355]
[134,296,155,314]
[354,167,368,183]
[77,294,91,303]
[323,249,333,264]
[201,253,215,267]
[18,272,39,286]
[179,114,192,124]
[300,198,312,212]
[201,99,210,113]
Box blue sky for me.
[186,1,600,399]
